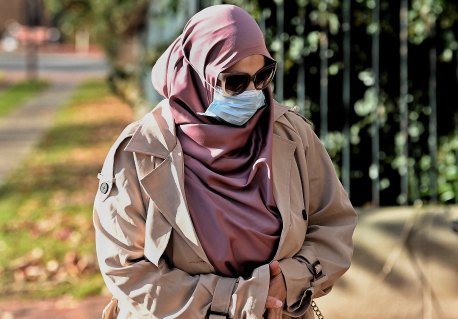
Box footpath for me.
[0,296,110,319]
[0,81,76,184]
[0,48,111,319]
[0,47,107,186]
[317,206,458,319]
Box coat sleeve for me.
[93,138,270,319]
[278,113,357,317]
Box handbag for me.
[311,300,325,319]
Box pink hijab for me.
[151,5,281,277]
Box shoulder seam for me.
[287,106,314,129]
[99,121,140,180]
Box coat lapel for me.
[271,100,298,259]
[124,103,212,267]
[272,133,297,259]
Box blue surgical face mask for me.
[198,87,266,126]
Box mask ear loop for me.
[180,45,216,104]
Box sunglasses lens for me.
[254,65,276,90]
[224,74,250,95]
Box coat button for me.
[302,209,308,220]
[100,183,109,194]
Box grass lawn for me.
[0,80,49,118]
[0,79,134,299]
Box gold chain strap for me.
[311,300,324,319]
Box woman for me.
[94,5,357,319]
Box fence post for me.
[342,0,351,195]
[275,0,285,102]
[319,2,329,142]
[456,51,458,204]
[319,33,329,141]
[399,0,409,204]
[429,24,438,204]
[371,0,381,206]
[297,2,307,116]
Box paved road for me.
[0,49,108,83]
[0,51,107,72]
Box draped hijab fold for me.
[151,5,281,277]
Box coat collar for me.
[123,100,296,264]
[273,100,289,122]
[124,100,176,158]
[125,99,291,157]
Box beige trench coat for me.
[93,101,357,319]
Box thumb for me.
[269,260,281,277]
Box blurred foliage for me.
[44,0,149,108]
[43,0,458,206]
[44,0,149,57]
[0,80,133,298]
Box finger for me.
[265,296,283,309]
[266,308,280,319]
[269,260,281,277]
[266,308,282,319]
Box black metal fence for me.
[193,0,458,207]
[145,0,458,207]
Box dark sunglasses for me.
[217,62,277,96]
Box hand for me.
[264,260,286,319]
